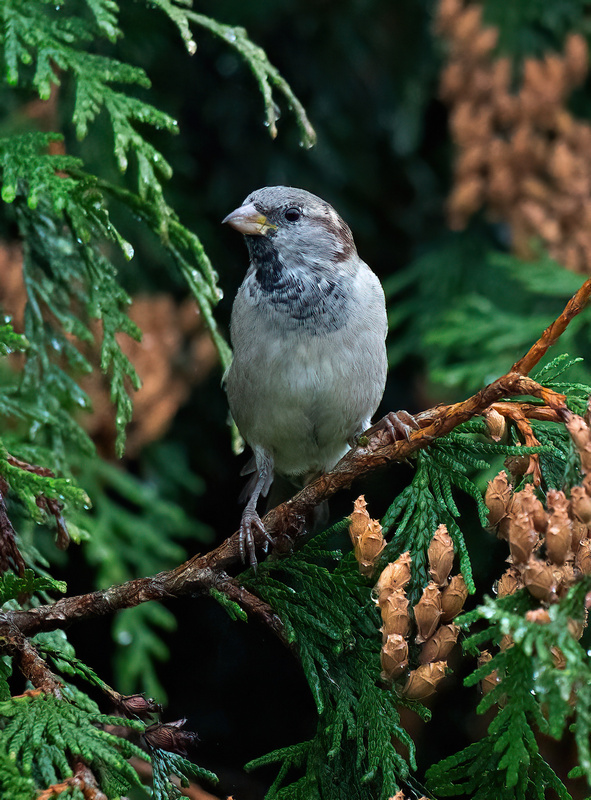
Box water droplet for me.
[121,241,134,261]
[187,39,197,55]
[225,30,237,43]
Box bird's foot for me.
[239,508,274,568]
[383,409,420,442]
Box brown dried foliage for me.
[485,407,591,647]
[437,0,591,273]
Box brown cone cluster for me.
[486,471,591,605]
[482,408,591,669]
[373,525,467,700]
[436,0,591,273]
[349,496,386,576]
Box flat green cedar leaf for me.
[138,0,196,54]
[0,693,147,794]
[83,0,121,41]
[0,569,66,605]
[151,749,218,800]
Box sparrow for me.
[223,186,407,565]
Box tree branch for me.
[6,278,591,641]
[0,615,62,696]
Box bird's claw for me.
[239,509,274,568]
[383,410,420,442]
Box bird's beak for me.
[222,202,276,236]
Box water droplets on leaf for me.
[187,39,197,56]
[121,241,134,261]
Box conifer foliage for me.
[0,1,315,797]
[1,2,591,800]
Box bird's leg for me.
[239,449,275,567]
[383,410,420,441]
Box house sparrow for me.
[223,186,409,565]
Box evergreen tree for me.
[1,2,591,799]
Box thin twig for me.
[511,276,591,375]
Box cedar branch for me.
[5,279,591,640]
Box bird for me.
[223,186,409,566]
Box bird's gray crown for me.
[241,185,356,269]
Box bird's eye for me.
[284,207,301,222]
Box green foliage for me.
[381,433,545,602]
[0,0,316,475]
[209,586,248,622]
[481,0,589,59]
[386,235,591,394]
[0,568,65,605]
[0,733,36,800]
[0,656,11,701]
[0,636,217,800]
[243,544,425,800]
[2,0,591,798]
[238,354,590,798]
[71,454,211,700]
[0,1,314,797]
[427,581,591,799]
[0,445,90,523]
[151,748,218,800]
[0,690,146,797]
[0,129,139,458]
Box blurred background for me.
[4,0,591,797]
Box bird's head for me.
[223,186,357,272]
